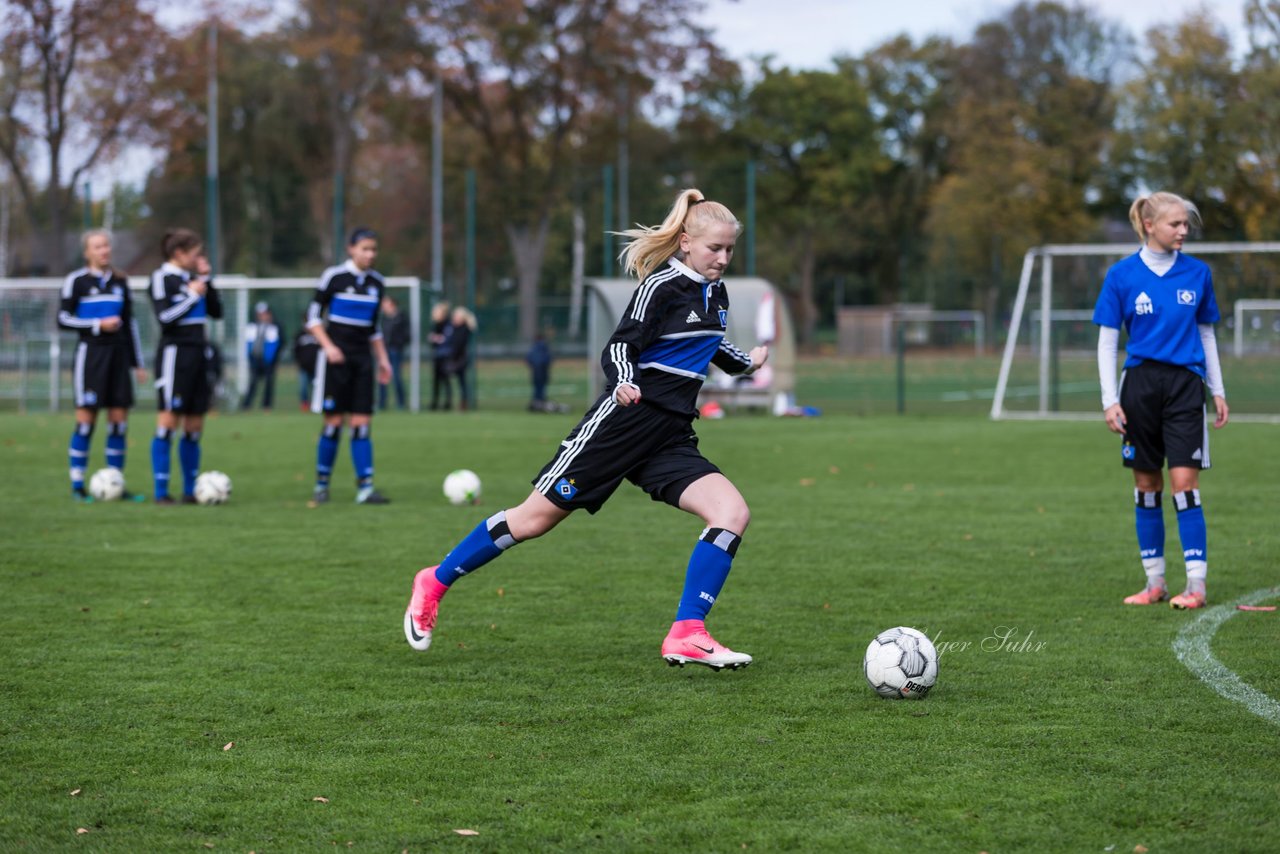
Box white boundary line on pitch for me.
[1172,586,1280,727]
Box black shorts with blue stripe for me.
[532,396,720,514]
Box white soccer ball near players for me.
[442,469,482,505]
[863,626,938,699]
[88,467,126,501]
[194,470,233,505]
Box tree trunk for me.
[797,231,818,345]
[505,217,551,344]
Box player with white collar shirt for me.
[1093,191,1229,610]
[403,189,768,669]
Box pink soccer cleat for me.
[404,566,447,652]
[1170,590,1207,610]
[1123,585,1169,606]
[661,621,752,671]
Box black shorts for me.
[1118,360,1210,471]
[532,397,720,514]
[73,342,134,409]
[155,342,212,414]
[312,349,374,415]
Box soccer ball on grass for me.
[88,467,126,501]
[193,470,233,505]
[442,469,482,505]
[863,626,938,699]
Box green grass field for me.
[2,409,1279,851]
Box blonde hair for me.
[450,305,477,331]
[81,228,112,250]
[616,188,742,281]
[1129,192,1201,242]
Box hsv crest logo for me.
[83,390,98,405]
[555,477,578,500]
[1134,292,1153,316]
[1177,289,1196,306]
[1122,442,1135,461]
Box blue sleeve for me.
[1092,272,1122,328]
[1197,270,1220,324]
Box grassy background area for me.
[5,350,1278,418]
[2,410,1279,850]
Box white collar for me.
[668,256,708,284]
[161,261,189,279]
[344,259,370,278]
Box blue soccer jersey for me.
[1092,252,1220,377]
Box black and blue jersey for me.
[306,260,385,355]
[150,262,223,345]
[58,268,145,366]
[1093,252,1220,378]
[603,258,753,418]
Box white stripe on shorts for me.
[311,349,328,414]
[534,398,618,495]
[73,342,87,407]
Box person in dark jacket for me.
[379,295,410,410]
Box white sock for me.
[1185,560,1207,594]
[1141,557,1166,590]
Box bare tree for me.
[0,0,173,270]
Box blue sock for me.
[1134,489,1164,564]
[351,424,374,487]
[69,422,93,490]
[1175,489,1207,564]
[151,428,172,499]
[675,528,741,622]
[106,421,127,471]
[179,431,201,497]
[435,511,518,586]
[316,424,340,487]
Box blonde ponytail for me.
[1129,192,1201,242]
[616,189,742,281]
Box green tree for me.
[414,0,723,342]
[926,1,1128,317]
[731,63,882,342]
[1116,11,1242,237]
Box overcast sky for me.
[697,0,1249,68]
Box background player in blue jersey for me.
[305,228,393,505]
[404,189,768,670]
[150,229,223,504]
[1093,192,1229,610]
[57,229,147,502]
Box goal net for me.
[991,242,1280,422]
[0,275,423,413]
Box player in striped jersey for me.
[305,228,393,505]
[149,229,223,504]
[405,189,768,670]
[57,229,146,501]
[1093,192,1229,610]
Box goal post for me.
[0,275,423,412]
[991,242,1280,423]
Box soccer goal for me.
[0,275,423,413]
[991,242,1280,423]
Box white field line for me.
[1172,586,1280,727]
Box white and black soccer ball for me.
[88,467,125,501]
[442,469,482,505]
[193,470,233,505]
[863,626,938,700]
